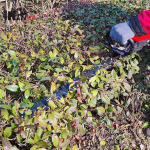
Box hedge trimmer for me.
[106,31,150,57]
[28,32,150,116]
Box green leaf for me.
[61,131,67,140]
[74,52,79,59]
[5,85,19,92]
[39,56,47,61]
[89,76,97,83]
[0,89,6,99]
[1,34,8,41]
[25,109,32,115]
[78,124,86,134]
[40,77,51,81]
[123,82,131,92]
[8,50,16,58]
[14,101,20,109]
[0,104,11,110]
[34,30,41,35]
[82,83,92,97]
[147,83,150,88]
[25,89,30,99]
[60,57,64,64]
[52,111,63,119]
[142,121,149,128]
[4,127,12,138]
[100,140,106,146]
[16,134,22,143]
[53,48,58,57]
[18,81,25,91]
[88,97,97,107]
[96,106,105,115]
[10,146,19,150]
[12,106,16,115]
[71,145,78,150]
[111,69,117,80]
[48,114,57,126]
[1,109,9,119]
[66,106,76,115]
[34,134,41,143]
[13,58,19,66]
[51,82,57,95]
[127,69,132,79]
[37,128,43,137]
[37,141,48,148]
[91,89,98,97]
[25,138,34,144]
[30,145,38,150]
[49,51,53,57]
[48,100,57,110]
[76,28,82,34]
[42,34,47,40]
[38,118,47,127]
[11,123,17,129]
[52,135,59,147]
[75,68,80,78]
[26,71,32,78]
[102,95,110,104]
[115,145,120,150]
[20,102,33,108]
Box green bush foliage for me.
[0,0,149,149]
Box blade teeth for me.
[30,56,115,115]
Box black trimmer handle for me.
[106,30,135,56]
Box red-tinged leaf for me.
[77,87,81,95]
[21,131,27,139]
[2,137,12,150]
[77,97,83,103]
[61,139,70,148]
[31,15,36,20]
[59,138,63,142]
[24,125,36,129]
[27,16,31,20]
[72,121,79,128]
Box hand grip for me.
[106,30,135,56]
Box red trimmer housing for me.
[132,34,150,42]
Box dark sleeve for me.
[129,15,148,37]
